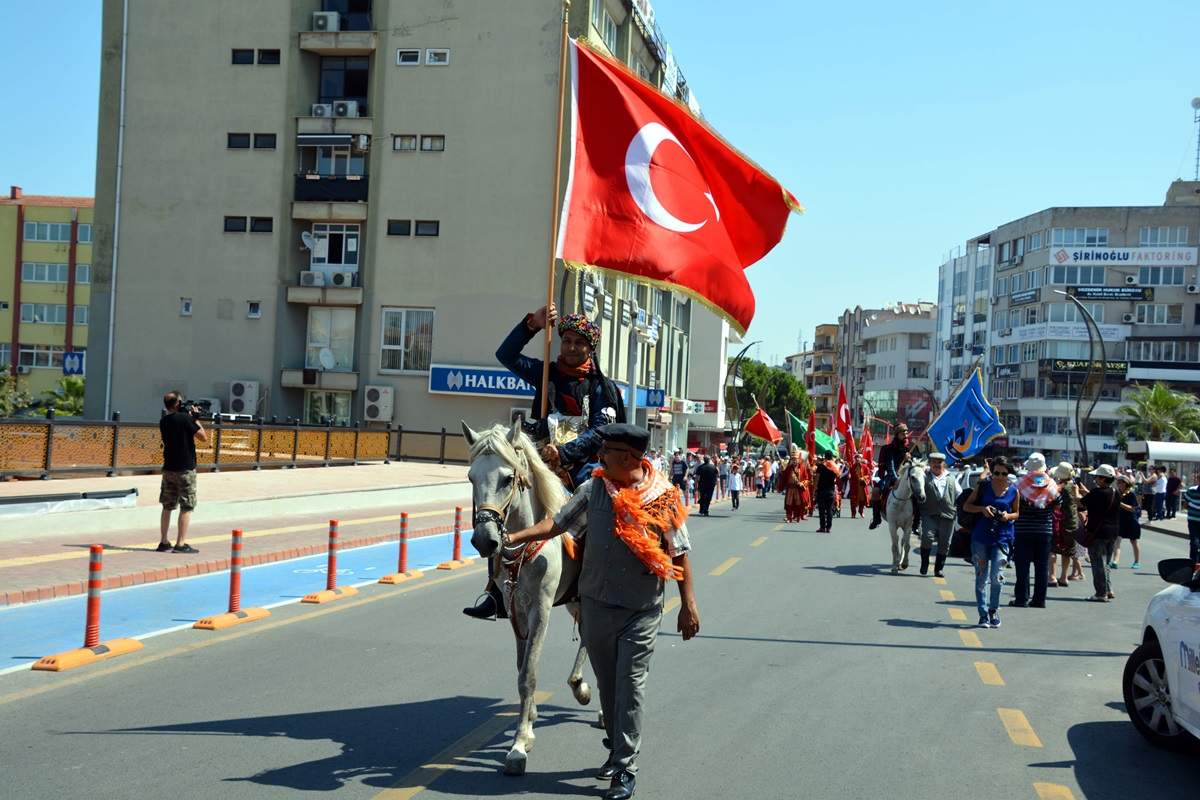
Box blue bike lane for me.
[0,532,470,673]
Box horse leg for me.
[899,518,911,570]
[565,602,592,705]
[888,515,901,573]
[505,604,549,776]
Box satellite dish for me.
[1192,98,1200,110]
[318,348,336,370]
[301,231,315,250]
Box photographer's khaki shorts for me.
[160,469,197,512]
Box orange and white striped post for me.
[194,529,270,630]
[303,520,359,603]
[32,545,143,671]
[438,505,474,570]
[380,511,423,584]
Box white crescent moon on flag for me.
[624,122,719,233]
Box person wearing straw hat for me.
[1080,464,1122,601]
[1009,453,1059,609]
[918,452,960,577]
[1050,462,1083,588]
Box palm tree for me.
[43,376,85,417]
[1115,382,1200,442]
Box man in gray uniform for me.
[918,452,961,577]
[504,423,700,800]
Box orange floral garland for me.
[593,462,687,581]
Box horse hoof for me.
[504,751,528,776]
[573,682,592,706]
[593,711,606,729]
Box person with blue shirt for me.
[964,455,1020,628]
[1182,469,1200,565]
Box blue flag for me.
[926,369,1005,465]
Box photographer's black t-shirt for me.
[160,411,200,472]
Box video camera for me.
[180,398,213,419]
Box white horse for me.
[885,459,927,574]
[461,420,594,776]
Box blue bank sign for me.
[429,364,535,399]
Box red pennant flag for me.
[744,408,782,444]
[835,384,853,441]
[555,41,803,335]
[806,408,817,466]
[859,427,875,472]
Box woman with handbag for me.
[1079,464,1122,601]
[964,456,1020,628]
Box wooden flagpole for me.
[540,0,572,417]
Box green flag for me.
[787,411,837,456]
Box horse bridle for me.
[472,452,531,539]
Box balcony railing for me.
[295,174,369,203]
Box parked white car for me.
[1123,558,1200,750]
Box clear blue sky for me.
[7,0,1200,367]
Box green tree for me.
[730,359,811,441]
[0,372,33,417]
[44,376,86,417]
[1115,382,1200,442]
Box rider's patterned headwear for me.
[557,313,601,350]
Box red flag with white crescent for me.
[555,40,803,335]
[744,408,782,444]
[835,384,854,441]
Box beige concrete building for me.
[836,303,935,435]
[86,0,708,449]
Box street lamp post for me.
[724,340,762,452]
[1054,290,1107,466]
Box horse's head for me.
[462,420,525,558]
[906,459,928,504]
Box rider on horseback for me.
[463,303,625,620]
[869,423,919,532]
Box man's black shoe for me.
[597,759,618,780]
[172,544,198,554]
[603,770,636,800]
[462,593,498,620]
[156,541,173,552]
[868,520,880,530]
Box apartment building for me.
[841,303,936,433]
[805,323,838,429]
[935,180,1200,465]
[1,186,94,398]
[86,0,708,450]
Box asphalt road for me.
[1,498,1196,799]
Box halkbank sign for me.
[429,364,535,399]
[1051,246,1197,266]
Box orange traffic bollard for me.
[194,529,270,630]
[380,512,423,584]
[437,506,474,570]
[32,545,143,671]
[303,520,359,603]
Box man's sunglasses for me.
[992,471,1010,477]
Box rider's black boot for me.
[463,582,506,620]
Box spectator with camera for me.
[157,391,208,554]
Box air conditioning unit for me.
[311,103,334,118]
[1187,284,1199,294]
[329,270,355,288]
[312,11,339,31]
[1012,254,1023,265]
[1002,328,1013,337]
[228,380,260,415]
[363,385,394,422]
[1125,274,1138,285]
[300,270,325,287]
[990,296,999,305]
[1121,312,1135,324]
[16,365,31,375]
[333,100,359,118]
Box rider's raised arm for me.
[496,316,545,386]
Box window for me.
[1138,266,1185,286]
[257,48,280,65]
[1041,417,1069,435]
[0,343,9,368]
[231,48,254,65]
[21,263,69,283]
[1028,231,1043,251]
[247,301,262,319]
[602,9,619,52]
[224,216,247,233]
[1139,225,1187,246]
[392,134,417,151]
[950,365,963,380]
[306,307,356,371]
[1086,419,1119,437]
[386,219,412,236]
[999,241,1011,262]
[1022,342,1038,362]
[320,56,369,111]
[1023,417,1039,434]
[591,0,604,30]
[1022,379,1036,398]
[310,223,359,267]
[1049,265,1104,285]
[907,363,929,379]
[1129,340,1200,362]
[299,143,364,177]
[1007,344,1018,363]
[18,344,64,369]
[1050,227,1108,247]
[974,264,990,292]
[180,298,193,317]
[420,134,445,152]
[1011,273,1023,292]
[227,132,250,149]
[1135,303,1184,325]
[1047,302,1103,323]
[23,222,71,242]
[1025,306,1038,325]
[996,276,1008,296]
[253,133,276,149]
[396,49,420,65]
[908,333,930,349]
[381,307,434,372]
[425,48,450,65]
[304,390,351,426]
[634,60,653,81]
[1027,269,1041,289]
[20,303,68,324]
[74,305,88,325]
[249,216,273,233]
[78,224,92,243]
[1008,309,1022,328]
[76,264,90,284]
[952,271,966,296]
[414,220,440,237]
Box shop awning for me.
[297,134,353,146]
[1125,440,1200,463]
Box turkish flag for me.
[744,409,782,444]
[806,409,817,465]
[859,427,875,472]
[835,384,853,441]
[556,41,802,335]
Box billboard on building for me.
[898,389,933,429]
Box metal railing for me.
[0,418,470,479]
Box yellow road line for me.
[997,708,1043,748]
[959,630,982,648]
[750,536,768,547]
[932,576,947,585]
[1033,783,1076,800]
[0,508,452,569]
[709,557,741,576]
[663,597,681,613]
[374,690,553,799]
[947,608,967,622]
[0,564,484,707]
[771,523,785,532]
[938,590,955,602]
[974,661,1005,686]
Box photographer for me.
[157,391,208,554]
